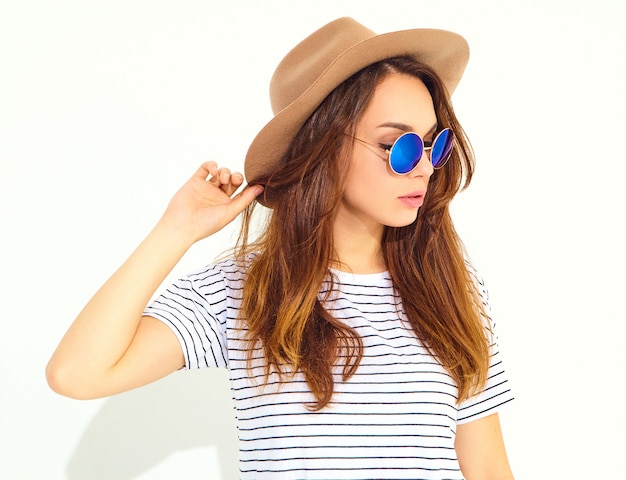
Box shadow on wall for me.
[66,368,239,480]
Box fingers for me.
[197,161,263,209]
[204,160,264,219]
[200,161,245,197]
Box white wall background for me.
[1,1,624,478]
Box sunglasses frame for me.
[351,127,454,174]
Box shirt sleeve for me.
[457,266,515,424]
[144,264,229,370]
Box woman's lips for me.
[398,190,426,208]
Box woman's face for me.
[336,73,437,236]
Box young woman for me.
[47,17,515,479]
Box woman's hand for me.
[161,161,263,244]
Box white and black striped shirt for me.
[145,258,514,479]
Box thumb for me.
[227,184,264,214]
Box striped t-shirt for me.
[145,258,514,479]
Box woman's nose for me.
[409,152,434,178]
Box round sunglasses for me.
[351,128,454,174]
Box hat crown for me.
[269,18,375,114]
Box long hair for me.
[235,56,490,410]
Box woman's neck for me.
[332,216,386,274]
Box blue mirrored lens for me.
[431,129,453,168]
[389,133,423,174]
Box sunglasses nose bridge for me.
[423,146,441,170]
[407,147,434,177]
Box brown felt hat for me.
[244,17,469,206]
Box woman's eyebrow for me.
[376,121,439,134]
[376,121,412,131]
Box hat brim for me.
[244,27,469,200]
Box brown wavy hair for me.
[235,56,490,410]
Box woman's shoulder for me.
[184,253,254,287]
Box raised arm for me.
[46,162,263,399]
